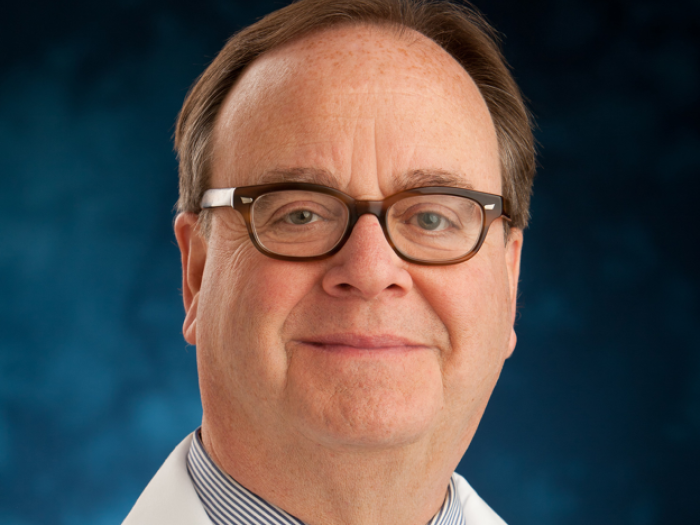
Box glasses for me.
[200,183,510,265]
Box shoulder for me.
[452,472,508,525]
[122,433,213,525]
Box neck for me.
[201,418,471,525]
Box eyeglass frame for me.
[200,182,511,266]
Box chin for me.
[287,389,444,450]
[282,343,446,449]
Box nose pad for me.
[321,214,413,299]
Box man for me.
[124,0,534,523]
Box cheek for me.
[198,242,323,402]
[204,234,317,334]
[415,251,512,389]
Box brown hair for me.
[175,0,535,229]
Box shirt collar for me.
[187,428,465,525]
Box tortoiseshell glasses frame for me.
[200,182,511,266]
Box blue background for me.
[1,0,698,523]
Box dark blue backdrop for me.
[1,1,698,523]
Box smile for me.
[298,334,429,352]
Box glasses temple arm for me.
[501,197,512,221]
[201,188,236,209]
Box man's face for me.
[177,25,522,463]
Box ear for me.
[174,212,208,346]
[504,227,523,358]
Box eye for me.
[404,209,456,232]
[283,209,321,225]
[413,212,449,231]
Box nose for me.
[321,214,413,299]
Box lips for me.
[298,333,427,351]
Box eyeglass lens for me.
[250,190,484,262]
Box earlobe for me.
[174,212,208,346]
[505,227,523,358]
[183,295,199,346]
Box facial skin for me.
[175,24,522,525]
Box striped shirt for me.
[187,429,466,525]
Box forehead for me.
[210,24,500,195]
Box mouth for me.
[297,333,428,352]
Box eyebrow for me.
[257,168,340,188]
[394,169,475,192]
[255,167,474,192]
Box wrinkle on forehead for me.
[256,167,476,194]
